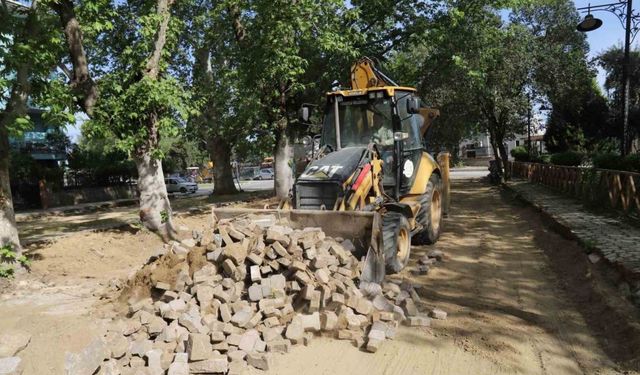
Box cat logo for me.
[301,165,343,179]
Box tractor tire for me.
[412,174,443,245]
[382,212,412,274]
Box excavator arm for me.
[350,57,399,89]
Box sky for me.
[574,0,638,92]
[65,1,637,142]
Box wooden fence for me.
[508,161,640,214]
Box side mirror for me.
[302,135,313,147]
[298,106,311,122]
[407,97,420,114]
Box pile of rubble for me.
[71,214,446,375]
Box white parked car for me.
[254,168,274,180]
[165,177,198,194]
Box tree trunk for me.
[497,139,511,180]
[274,124,294,199]
[132,0,176,240]
[51,0,98,117]
[0,123,21,253]
[489,134,502,170]
[208,136,237,195]
[145,0,175,80]
[0,2,40,255]
[134,152,175,240]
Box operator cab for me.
[321,88,426,196]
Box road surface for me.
[4,178,637,374]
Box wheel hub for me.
[397,226,410,260]
[431,189,442,234]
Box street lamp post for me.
[527,94,532,159]
[576,1,640,155]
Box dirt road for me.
[1,180,638,374]
[259,182,640,375]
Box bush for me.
[592,153,640,172]
[592,153,623,170]
[550,151,584,166]
[510,146,529,162]
[537,154,551,164]
[626,154,640,172]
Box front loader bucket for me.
[211,207,385,283]
[212,207,375,254]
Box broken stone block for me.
[269,274,286,291]
[266,339,290,353]
[210,331,225,343]
[320,311,338,331]
[213,302,229,322]
[355,298,373,315]
[250,265,261,282]
[0,357,23,375]
[148,316,168,336]
[189,355,228,374]
[178,313,207,334]
[430,308,447,320]
[400,298,418,317]
[64,338,109,375]
[130,356,146,368]
[248,284,263,302]
[299,312,321,332]
[238,330,260,352]
[366,338,382,353]
[315,268,330,284]
[427,249,444,261]
[187,333,213,362]
[207,248,223,263]
[167,361,189,375]
[129,338,153,357]
[284,320,304,343]
[245,312,263,329]
[265,227,291,247]
[225,242,248,265]
[231,308,253,327]
[419,256,436,265]
[228,360,248,375]
[406,315,431,327]
[105,332,128,359]
[145,349,163,373]
[412,265,430,276]
[246,352,272,371]
[154,281,171,291]
[0,330,31,357]
[271,241,289,258]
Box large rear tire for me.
[382,212,412,274]
[412,174,442,245]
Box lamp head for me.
[577,14,603,32]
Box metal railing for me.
[508,161,640,214]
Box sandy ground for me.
[1,180,639,375]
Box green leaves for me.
[0,244,29,278]
[90,74,191,158]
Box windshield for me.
[322,97,394,149]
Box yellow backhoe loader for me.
[214,57,449,283]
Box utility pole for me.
[623,0,633,155]
[527,94,532,159]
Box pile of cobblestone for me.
[68,214,446,375]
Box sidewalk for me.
[506,179,640,279]
[15,198,138,221]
